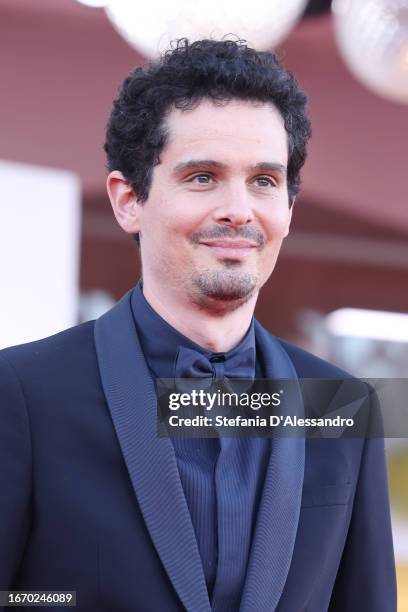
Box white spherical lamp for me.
[333,0,408,104]
[105,0,308,57]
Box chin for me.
[190,269,258,303]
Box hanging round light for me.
[104,0,308,57]
[333,0,408,104]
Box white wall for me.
[0,160,81,348]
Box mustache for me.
[189,226,265,248]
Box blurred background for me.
[1,0,407,607]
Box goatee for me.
[191,269,257,302]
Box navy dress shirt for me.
[131,281,271,611]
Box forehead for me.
[161,98,288,167]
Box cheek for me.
[143,208,194,264]
[263,214,290,241]
[258,211,290,266]
[146,194,199,240]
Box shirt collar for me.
[130,280,256,379]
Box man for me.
[0,39,396,611]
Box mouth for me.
[200,240,257,258]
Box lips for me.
[200,240,257,248]
[200,240,257,258]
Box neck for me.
[141,279,257,352]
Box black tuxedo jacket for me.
[0,291,396,611]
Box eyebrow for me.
[172,159,287,177]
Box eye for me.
[253,175,277,188]
[188,173,214,184]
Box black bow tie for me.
[174,345,256,382]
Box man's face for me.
[135,98,292,309]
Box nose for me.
[212,182,254,226]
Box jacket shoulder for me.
[0,321,96,375]
[275,336,353,379]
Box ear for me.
[283,196,296,238]
[106,170,142,235]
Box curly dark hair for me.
[104,38,312,244]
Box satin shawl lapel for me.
[94,291,211,612]
[240,321,305,612]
